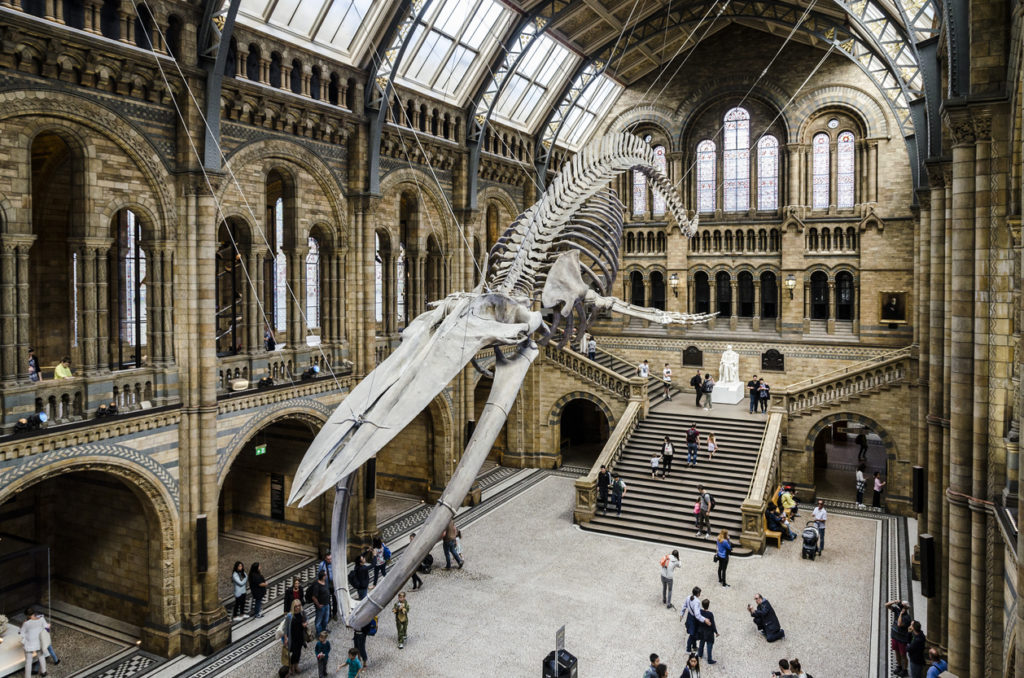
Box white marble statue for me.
[719,345,740,384]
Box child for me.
[315,631,331,678]
[341,647,362,678]
[707,433,718,461]
[393,591,410,649]
[650,452,662,478]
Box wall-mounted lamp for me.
[785,274,797,299]
[669,273,680,297]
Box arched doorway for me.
[629,271,645,306]
[811,418,888,503]
[810,271,829,320]
[0,468,170,651]
[737,271,754,317]
[649,271,666,310]
[474,377,507,465]
[559,399,610,467]
[715,271,731,317]
[694,272,710,314]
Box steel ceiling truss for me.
[531,0,929,186]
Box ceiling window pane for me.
[812,132,830,209]
[314,0,374,51]
[492,34,577,131]
[555,74,622,150]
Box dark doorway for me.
[738,271,754,317]
[650,271,666,310]
[694,272,710,314]
[630,271,645,306]
[836,271,854,320]
[810,271,829,320]
[761,272,778,318]
[560,399,610,467]
[716,271,731,317]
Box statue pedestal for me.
[711,381,744,404]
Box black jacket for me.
[697,610,718,642]
[690,374,703,388]
[751,599,783,640]
[907,631,926,663]
[352,563,371,589]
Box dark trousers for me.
[443,539,463,568]
[610,493,622,514]
[412,571,422,589]
[717,555,729,585]
[588,351,596,360]
[685,615,698,652]
[694,388,703,407]
[232,594,246,618]
[373,563,387,584]
[873,490,882,508]
[749,392,758,413]
[661,455,673,476]
[856,485,865,504]
[760,396,768,412]
[598,485,608,510]
[353,631,367,662]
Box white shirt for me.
[19,617,45,652]
[638,363,650,378]
[681,595,706,622]
[813,506,827,528]
[856,469,866,485]
[663,367,672,382]
[663,441,674,456]
[650,455,661,469]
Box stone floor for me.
[28,620,124,678]
[218,536,308,600]
[375,491,425,525]
[218,475,878,678]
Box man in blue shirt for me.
[925,648,947,678]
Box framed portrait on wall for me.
[879,291,908,324]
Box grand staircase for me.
[590,347,682,407]
[578,385,766,554]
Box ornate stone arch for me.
[790,85,890,142]
[676,83,792,147]
[99,198,164,243]
[804,264,833,282]
[603,104,677,149]
[547,390,616,458]
[803,411,896,458]
[379,168,455,251]
[476,185,519,222]
[0,91,177,236]
[217,398,333,487]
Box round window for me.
[827,118,840,129]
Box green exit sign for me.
[255,444,267,456]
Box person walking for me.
[231,561,247,620]
[314,631,331,678]
[696,599,718,665]
[643,653,660,678]
[690,370,704,408]
[715,529,732,587]
[283,577,303,614]
[442,518,464,569]
[317,553,338,620]
[855,463,867,508]
[662,363,673,400]
[311,569,331,634]
[686,423,700,468]
[680,587,711,653]
[285,599,308,676]
[758,378,770,413]
[680,654,702,678]
[856,431,868,460]
[587,336,596,361]
[372,538,388,584]
[392,591,410,649]
[650,450,662,479]
[19,608,47,678]
[907,621,926,678]
[348,554,371,599]
[408,533,424,590]
[702,374,715,410]
[660,437,675,478]
[747,375,759,413]
[812,500,827,555]
[660,549,680,608]
[341,647,363,678]
[248,562,267,618]
[696,485,713,538]
[597,465,611,512]
[352,621,370,667]
[637,359,650,379]
[610,473,627,515]
[706,433,718,462]
[873,471,887,508]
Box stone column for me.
[868,142,878,203]
[289,249,305,347]
[80,244,100,374]
[44,0,64,23]
[729,279,737,330]
[158,247,175,365]
[95,244,110,370]
[708,277,717,330]
[235,49,247,79]
[245,250,261,352]
[944,108,976,676]
[753,280,761,331]
[83,0,99,31]
[15,241,32,378]
[941,165,953,646]
[0,241,16,383]
[827,280,835,333]
[118,0,134,43]
[802,276,810,333]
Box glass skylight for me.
[491,35,579,131]
[397,0,513,103]
[554,75,623,150]
[236,0,383,64]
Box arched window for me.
[846,227,857,250]
[836,271,854,320]
[808,228,819,251]
[769,228,780,251]
[305,236,320,329]
[760,271,778,318]
[396,242,406,324]
[650,271,666,310]
[697,140,716,213]
[701,231,711,251]
[723,108,749,212]
[747,230,755,251]
[757,229,767,251]
[656,232,666,252]
[647,232,655,252]
[757,135,779,210]
[690,235,699,253]
[116,209,147,367]
[724,230,732,251]
[632,164,647,215]
[273,197,287,333]
[812,132,830,209]
[374,232,384,324]
[715,271,731,316]
[835,229,844,250]
[837,131,855,208]
[216,221,243,356]
[630,271,645,306]
[652,145,667,216]
[738,271,754,317]
[694,272,710,314]
[810,271,829,320]
[713,231,721,251]
[626,232,635,253]
[822,228,831,250]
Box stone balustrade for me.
[573,399,645,523]
[740,412,783,552]
[542,343,641,401]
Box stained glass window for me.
[696,140,716,213]
[374,232,383,323]
[757,135,779,211]
[274,197,288,333]
[723,108,749,212]
[812,132,830,209]
[632,167,646,215]
[306,236,320,328]
[837,131,855,209]
[652,145,667,216]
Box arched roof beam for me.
[465,0,580,208]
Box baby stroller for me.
[801,522,820,560]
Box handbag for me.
[304,625,314,643]
[693,501,701,514]
[713,553,719,563]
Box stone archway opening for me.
[0,470,161,650]
[473,377,507,466]
[812,419,887,502]
[559,398,610,467]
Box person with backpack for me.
[886,600,912,676]
[686,424,700,468]
[393,591,410,649]
[610,473,627,515]
[702,374,715,410]
[660,437,674,478]
[597,464,611,512]
[442,518,463,569]
[690,370,704,408]
[659,549,680,608]
[696,484,714,538]
[348,554,371,600]
[372,538,389,585]
[758,378,770,413]
[317,554,337,620]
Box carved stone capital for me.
[972,113,992,141]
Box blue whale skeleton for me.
[289,132,714,628]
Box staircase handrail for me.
[778,344,916,393]
[739,412,784,553]
[542,344,639,401]
[573,400,644,524]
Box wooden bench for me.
[764,515,782,548]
